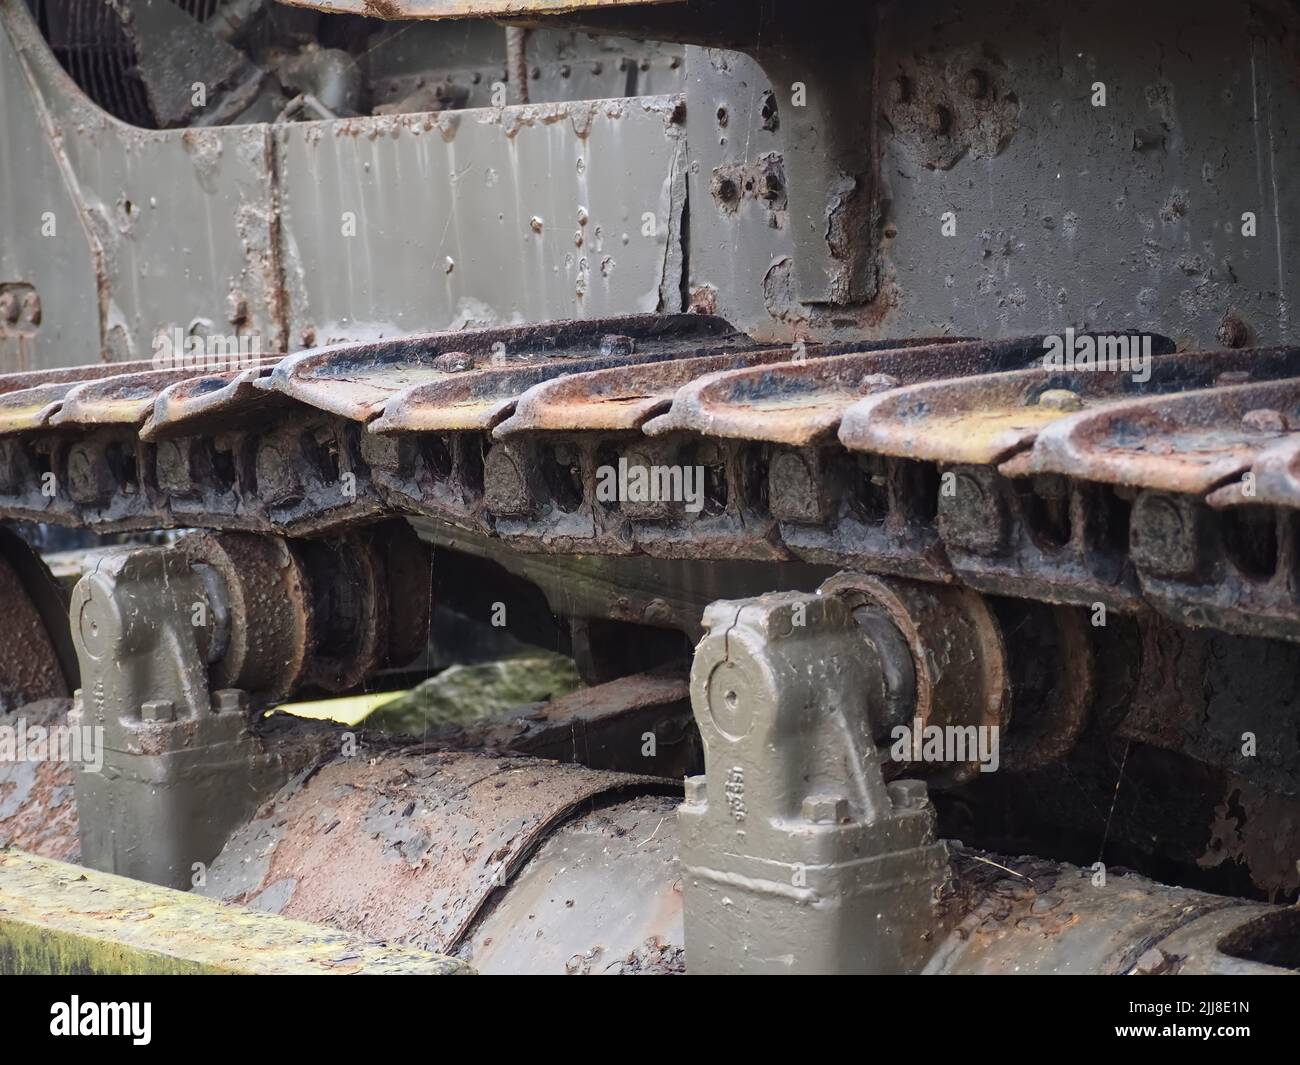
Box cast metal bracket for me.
[679,589,951,973]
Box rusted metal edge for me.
[0,359,158,398]
[203,747,677,955]
[840,346,1300,467]
[279,0,676,20]
[642,336,1040,446]
[1003,376,1300,494]
[1209,433,1300,508]
[0,848,472,974]
[141,364,283,441]
[268,314,744,424]
[494,345,811,436]
[371,341,751,434]
[50,364,277,429]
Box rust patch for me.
[0,699,79,862]
[1200,777,1300,901]
[206,746,670,954]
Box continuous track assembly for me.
[1,314,1298,643]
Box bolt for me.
[66,443,114,504]
[928,105,952,135]
[713,175,739,205]
[802,794,849,824]
[212,689,249,714]
[483,445,532,516]
[887,779,929,810]
[140,699,176,723]
[529,216,543,234]
[769,450,826,524]
[0,290,18,325]
[559,64,570,78]
[715,104,729,128]
[432,351,473,373]
[1038,388,1083,412]
[254,441,302,506]
[591,61,603,75]
[19,291,40,327]
[600,333,635,356]
[642,598,675,626]
[684,775,708,805]
[1242,408,1287,433]
[963,69,989,99]
[155,439,193,496]
[1218,314,1249,348]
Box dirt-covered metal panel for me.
[0,15,100,370]
[686,0,1300,349]
[274,96,687,345]
[1,0,283,366]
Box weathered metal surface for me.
[368,318,750,433]
[139,363,284,441]
[276,97,689,344]
[50,364,273,428]
[461,793,685,974]
[0,698,79,862]
[281,0,677,18]
[0,849,471,974]
[273,315,738,424]
[644,337,1037,445]
[925,848,1290,975]
[1211,433,1300,510]
[1005,376,1300,495]
[0,361,161,434]
[0,527,74,709]
[496,344,812,434]
[682,4,1300,348]
[3,1,285,364]
[840,346,1300,465]
[447,670,698,778]
[201,746,672,955]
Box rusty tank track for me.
[2,312,1300,643]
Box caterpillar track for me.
[2,314,1299,643]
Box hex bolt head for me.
[140,699,176,723]
[154,439,193,496]
[599,333,635,357]
[254,441,302,506]
[66,443,115,504]
[684,775,708,805]
[1218,314,1250,349]
[802,794,849,823]
[928,105,952,135]
[768,450,825,524]
[19,290,41,327]
[887,779,929,810]
[963,69,989,99]
[483,445,532,516]
[212,689,249,714]
[1242,408,1287,433]
[1038,388,1083,412]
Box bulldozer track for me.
[2,313,1299,644]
